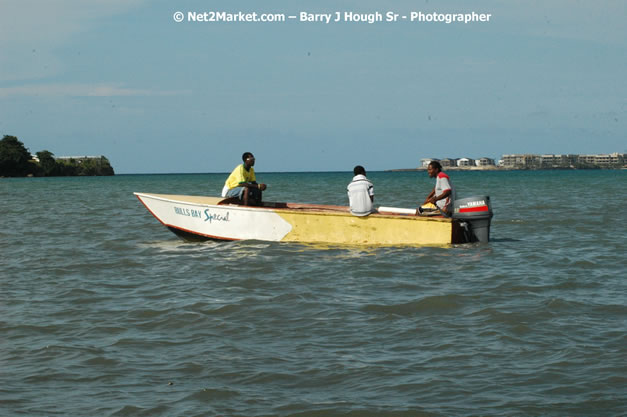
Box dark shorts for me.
[225,186,262,203]
[225,186,246,199]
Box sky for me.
[1,0,625,173]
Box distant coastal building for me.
[475,157,495,167]
[420,158,439,167]
[501,154,540,168]
[417,153,625,170]
[578,153,623,166]
[500,153,625,168]
[440,158,457,167]
[457,157,474,167]
[419,157,496,169]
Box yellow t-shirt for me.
[224,164,256,190]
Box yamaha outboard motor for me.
[452,196,493,243]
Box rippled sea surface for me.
[1,170,626,416]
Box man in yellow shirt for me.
[221,152,267,206]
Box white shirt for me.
[347,174,374,216]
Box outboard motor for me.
[452,196,493,243]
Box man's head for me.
[242,152,255,167]
[353,165,366,176]
[427,161,442,178]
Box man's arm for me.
[239,181,267,191]
[428,189,451,204]
[423,188,436,205]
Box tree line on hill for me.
[0,135,114,177]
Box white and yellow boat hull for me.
[134,193,463,246]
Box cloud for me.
[0,83,188,98]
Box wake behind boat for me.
[134,192,493,246]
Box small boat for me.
[134,192,493,246]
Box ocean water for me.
[1,170,625,416]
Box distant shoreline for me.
[5,166,625,178]
[386,166,627,172]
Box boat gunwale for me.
[133,192,453,222]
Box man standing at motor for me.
[423,160,455,215]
